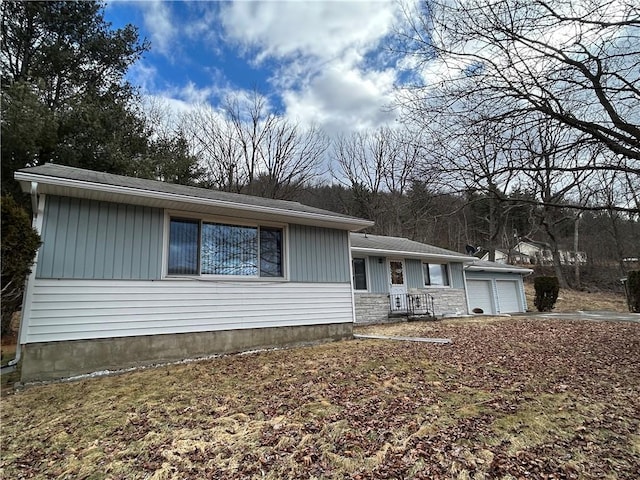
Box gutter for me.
[464,260,534,275]
[14,171,374,231]
[350,246,474,263]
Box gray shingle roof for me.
[16,164,371,225]
[350,233,471,260]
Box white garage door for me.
[466,280,495,314]
[496,280,522,313]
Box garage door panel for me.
[496,280,521,313]
[467,279,495,314]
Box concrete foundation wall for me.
[21,322,353,382]
[354,293,390,324]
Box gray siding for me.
[449,262,464,288]
[368,256,388,294]
[406,259,423,289]
[289,225,350,283]
[37,196,163,280]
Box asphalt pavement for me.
[534,310,640,323]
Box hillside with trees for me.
[1,0,638,318]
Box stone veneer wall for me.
[353,293,391,324]
[412,287,468,316]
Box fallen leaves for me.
[1,318,639,479]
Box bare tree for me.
[182,104,246,193]
[399,0,640,160]
[255,120,328,200]
[331,126,423,235]
[181,91,327,199]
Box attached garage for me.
[466,279,495,314]
[464,261,532,315]
[496,280,522,313]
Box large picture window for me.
[168,218,283,278]
[423,263,449,286]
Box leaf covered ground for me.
[1,317,639,479]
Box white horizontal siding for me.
[25,279,354,343]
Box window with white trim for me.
[423,263,449,286]
[168,217,283,277]
[352,257,367,290]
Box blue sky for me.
[104,0,420,136]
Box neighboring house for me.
[510,240,586,266]
[478,248,532,265]
[464,261,533,315]
[14,164,373,382]
[350,233,473,323]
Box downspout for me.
[347,232,357,327]
[8,182,41,367]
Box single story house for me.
[350,234,533,323]
[350,233,474,323]
[465,261,533,315]
[14,164,373,382]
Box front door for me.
[389,259,408,312]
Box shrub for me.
[1,196,41,337]
[534,276,560,312]
[627,270,640,313]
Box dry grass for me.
[2,317,639,479]
[524,283,628,312]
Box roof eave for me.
[351,246,474,263]
[465,265,534,275]
[15,171,374,231]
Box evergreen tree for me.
[1,1,149,198]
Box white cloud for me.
[125,0,421,141]
[218,0,412,135]
[140,0,177,57]
[220,1,400,63]
[283,64,398,135]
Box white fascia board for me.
[465,264,534,275]
[350,246,474,263]
[15,172,374,231]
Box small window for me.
[260,227,283,277]
[168,218,199,275]
[423,263,449,286]
[352,258,367,290]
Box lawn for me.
[1,317,639,479]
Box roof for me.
[465,260,533,275]
[15,164,373,231]
[350,233,473,262]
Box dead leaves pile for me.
[1,318,639,479]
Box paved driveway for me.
[535,310,640,323]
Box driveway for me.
[535,310,640,323]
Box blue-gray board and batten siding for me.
[23,194,356,381]
[36,196,350,283]
[38,196,164,280]
[359,257,465,293]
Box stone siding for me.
[412,287,468,316]
[354,293,390,324]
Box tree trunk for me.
[573,214,581,289]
